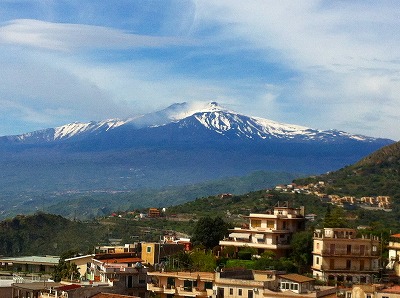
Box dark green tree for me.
[290,231,313,273]
[191,216,230,249]
[323,206,348,228]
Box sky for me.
[0,1,399,140]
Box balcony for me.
[219,240,291,250]
[176,286,208,297]
[388,242,400,249]
[320,249,379,257]
[147,283,176,294]
[316,266,379,273]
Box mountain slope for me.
[0,101,395,219]
[1,102,391,145]
[294,141,400,198]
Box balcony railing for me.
[219,240,291,249]
[317,266,379,272]
[177,286,208,297]
[320,249,379,257]
[147,284,177,294]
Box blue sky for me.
[0,1,399,140]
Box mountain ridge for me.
[1,101,392,145]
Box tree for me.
[191,216,230,249]
[290,231,313,273]
[323,206,348,228]
[190,250,217,272]
[52,250,80,282]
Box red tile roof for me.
[381,285,400,294]
[56,284,81,291]
[279,274,315,283]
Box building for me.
[219,202,306,257]
[11,281,59,298]
[213,269,278,298]
[147,269,336,298]
[89,253,148,297]
[65,254,95,279]
[312,228,380,284]
[140,242,186,265]
[0,277,14,298]
[386,233,400,279]
[342,284,400,298]
[148,208,161,218]
[0,256,60,274]
[147,271,214,298]
[95,243,138,254]
[65,252,148,297]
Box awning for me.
[254,234,264,239]
[229,233,250,238]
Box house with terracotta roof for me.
[65,252,148,297]
[89,253,148,297]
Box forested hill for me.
[0,213,105,256]
[294,141,400,199]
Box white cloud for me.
[0,19,192,51]
[191,0,400,139]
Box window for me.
[346,260,351,269]
[347,293,352,298]
[329,259,334,269]
[205,282,213,289]
[252,219,261,228]
[127,276,133,288]
[184,280,194,291]
[316,257,320,265]
[146,246,152,253]
[267,220,274,229]
[230,288,233,295]
[238,289,242,296]
[167,277,175,288]
[372,245,377,252]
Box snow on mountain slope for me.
[2,101,388,143]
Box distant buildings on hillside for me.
[274,182,392,211]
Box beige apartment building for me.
[312,228,380,284]
[386,233,400,278]
[147,269,336,298]
[147,271,214,298]
[219,202,305,257]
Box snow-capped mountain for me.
[2,101,388,144]
[0,101,395,218]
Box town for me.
[1,202,400,298]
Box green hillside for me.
[295,141,400,200]
[3,141,400,257]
